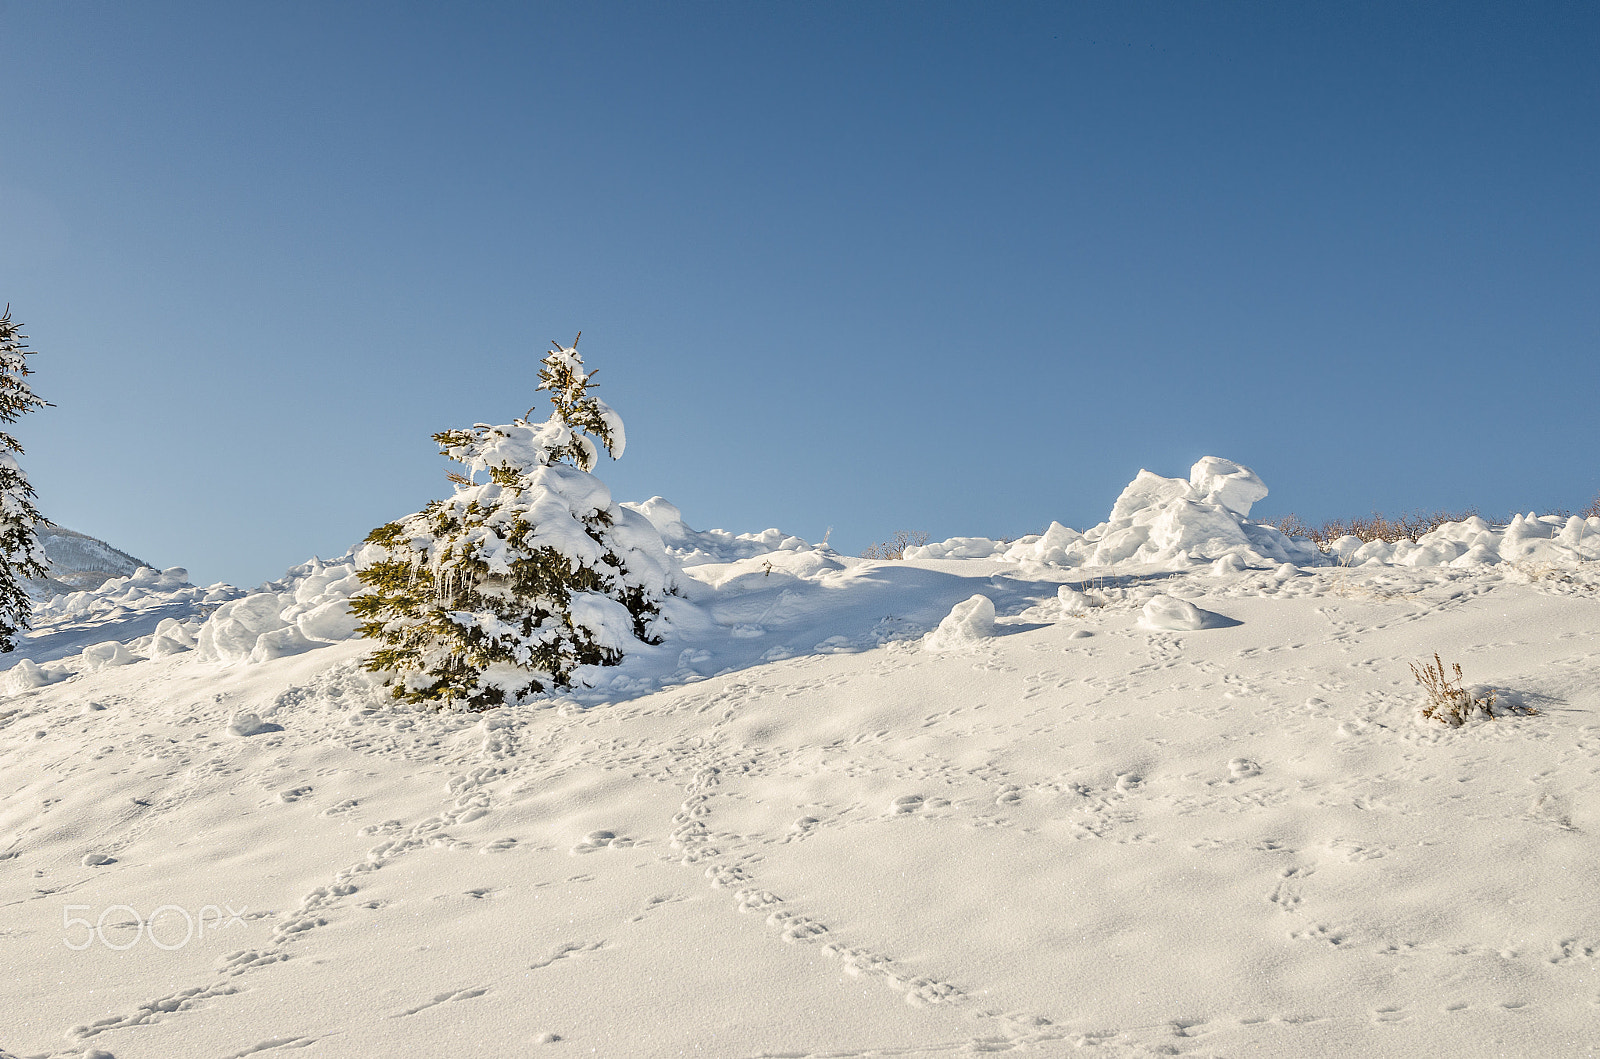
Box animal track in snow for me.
[821,944,965,1008]
[394,986,490,1017]
[1327,837,1387,862]
[571,829,632,854]
[735,888,784,914]
[217,949,291,976]
[224,1037,319,1057]
[890,793,925,814]
[628,893,689,923]
[67,983,242,1039]
[1267,866,1313,911]
[358,819,405,836]
[529,940,606,970]
[1549,938,1597,964]
[767,909,829,942]
[1291,923,1349,946]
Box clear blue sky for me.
[2,1,1596,587]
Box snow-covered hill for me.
[28,526,153,594]
[3,459,1599,1058]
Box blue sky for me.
[2,2,1596,586]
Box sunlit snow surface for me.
[4,460,1600,1058]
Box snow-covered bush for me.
[350,337,676,710]
[0,307,50,651]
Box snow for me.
[624,495,812,565]
[31,526,150,591]
[922,593,997,651]
[3,460,1600,1057]
[1138,592,1232,631]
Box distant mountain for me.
[29,526,154,594]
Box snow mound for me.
[32,564,237,622]
[4,657,53,691]
[1328,512,1600,568]
[148,616,198,657]
[903,536,1007,561]
[923,594,996,652]
[194,556,364,664]
[909,457,1600,575]
[625,496,811,565]
[1013,457,1315,569]
[909,458,1320,571]
[80,641,138,670]
[1057,586,1094,615]
[1139,594,1233,632]
[226,710,275,737]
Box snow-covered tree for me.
[0,307,51,653]
[350,336,675,710]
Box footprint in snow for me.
[570,830,632,855]
[890,794,925,815]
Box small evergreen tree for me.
[0,307,51,653]
[350,336,675,710]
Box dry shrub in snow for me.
[861,531,928,560]
[350,337,675,710]
[1410,653,1533,726]
[1270,509,1480,552]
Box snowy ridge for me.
[1326,511,1600,567]
[908,456,1600,571]
[9,459,1600,696]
